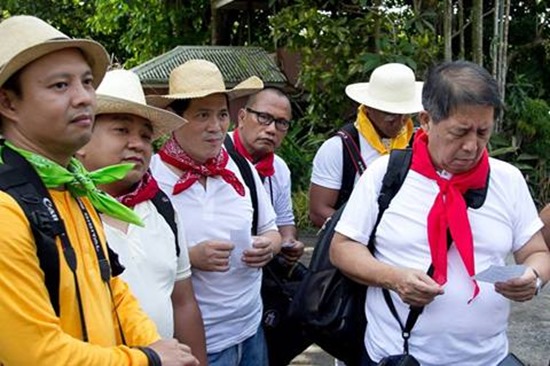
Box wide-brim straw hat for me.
[147,59,264,109]
[345,63,424,114]
[96,70,186,140]
[0,15,109,89]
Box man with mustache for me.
[0,15,196,365]
[331,60,550,365]
[148,60,281,366]
[77,69,206,365]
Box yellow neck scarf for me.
[355,105,414,155]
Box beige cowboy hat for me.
[147,59,264,109]
[97,69,186,140]
[0,15,109,89]
[345,63,424,115]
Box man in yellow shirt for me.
[0,15,197,366]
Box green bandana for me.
[2,142,144,226]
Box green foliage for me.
[278,121,326,192]
[490,73,550,207]
[87,0,210,67]
[271,1,440,135]
[1,0,211,68]
[291,189,313,232]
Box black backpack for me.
[0,144,180,317]
[290,148,413,366]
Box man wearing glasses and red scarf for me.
[231,87,305,264]
[330,60,550,365]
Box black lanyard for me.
[44,194,111,342]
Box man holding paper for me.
[148,60,281,366]
[330,60,550,366]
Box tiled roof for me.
[132,46,287,87]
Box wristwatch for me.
[533,268,543,296]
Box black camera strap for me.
[382,231,452,354]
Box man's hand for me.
[280,239,305,264]
[393,268,444,307]
[147,339,199,366]
[495,267,539,302]
[242,236,273,268]
[189,240,234,272]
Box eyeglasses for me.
[376,109,407,122]
[245,107,291,132]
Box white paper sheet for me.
[473,264,527,283]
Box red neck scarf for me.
[158,134,245,196]
[411,129,489,302]
[116,170,160,208]
[233,129,275,178]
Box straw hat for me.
[147,59,264,108]
[345,63,424,114]
[0,15,109,88]
[96,70,186,140]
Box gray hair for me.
[422,60,503,123]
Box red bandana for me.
[158,134,245,196]
[116,170,160,208]
[411,129,489,302]
[233,129,275,178]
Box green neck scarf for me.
[2,142,144,226]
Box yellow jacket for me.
[0,190,160,365]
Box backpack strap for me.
[368,148,413,250]
[336,123,366,209]
[0,146,63,316]
[150,189,180,257]
[224,134,259,235]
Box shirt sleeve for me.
[270,156,295,227]
[0,192,153,366]
[311,136,344,189]
[109,276,162,346]
[502,161,545,251]
[174,210,192,281]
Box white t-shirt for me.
[228,132,295,227]
[103,199,192,339]
[335,156,543,366]
[310,132,382,189]
[150,153,277,353]
[263,154,294,227]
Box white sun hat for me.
[345,63,424,114]
[96,69,186,140]
[146,59,264,109]
[0,15,109,89]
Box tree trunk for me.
[443,0,452,61]
[472,0,483,65]
[458,0,465,59]
[373,0,382,53]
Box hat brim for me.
[146,76,264,109]
[97,95,187,140]
[345,82,424,114]
[0,38,109,89]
